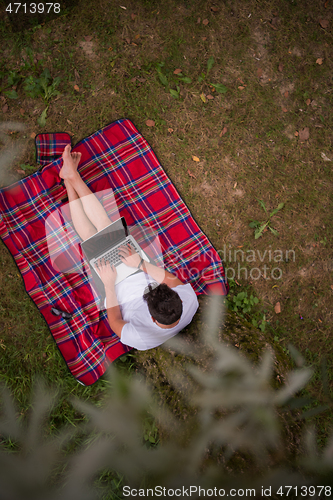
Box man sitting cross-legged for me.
[60,145,199,351]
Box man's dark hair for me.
[143,283,183,325]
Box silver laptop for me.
[81,217,150,285]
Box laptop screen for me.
[81,217,127,260]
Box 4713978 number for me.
[276,485,331,496]
[6,3,61,14]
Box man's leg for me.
[63,178,97,241]
[60,145,112,233]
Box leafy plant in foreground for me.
[154,57,227,100]
[198,56,228,94]
[0,296,333,498]
[1,71,22,99]
[225,279,266,331]
[23,68,61,126]
[249,199,285,239]
[155,61,192,99]
[227,290,267,331]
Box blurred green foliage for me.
[0,297,332,499]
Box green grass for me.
[0,0,332,483]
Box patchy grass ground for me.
[0,0,332,461]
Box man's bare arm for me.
[95,258,128,337]
[118,245,183,288]
[140,260,183,288]
[105,285,128,337]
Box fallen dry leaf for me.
[173,68,182,74]
[30,132,36,139]
[206,94,214,100]
[202,19,209,25]
[192,156,200,162]
[306,98,311,106]
[299,127,310,142]
[120,5,127,9]
[131,77,137,83]
[321,152,331,161]
[20,108,25,115]
[284,91,289,98]
[295,131,299,137]
[131,13,136,20]
[188,169,196,179]
[274,302,281,314]
[65,130,74,136]
[16,169,25,174]
[268,20,278,30]
[211,6,219,12]
[316,58,323,65]
[319,19,329,29]
[84,35,93,41]
[197,17,201,23]
[135,34,140,39]
[200,93,207,103]
[219,126,227,137]
[233,181,237,189]
[67,119,73,125]
[167,128,174,133]
[146,119,155,127]
[2,104,8,113]
[238,86,245,90]
[202,37,207,41]
[282,107,288,113]
[0,96,6,102]
[257,67,263,78]
[278,62,284,72]
[74,85,80,91]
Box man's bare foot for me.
[59,144,82,180]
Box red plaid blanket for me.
[0,119,228,385]
[35,132,72,166]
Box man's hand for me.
[95,258,117,288]
[118,243,141,268]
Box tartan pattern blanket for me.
[35,132,72,166]
[0,119,229,386]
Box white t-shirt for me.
[104,272,199,350]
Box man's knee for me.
[82,226,98,241]
[95,217,111,232]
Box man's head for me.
[143,283,183,327]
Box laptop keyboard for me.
[95,239,136,267]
